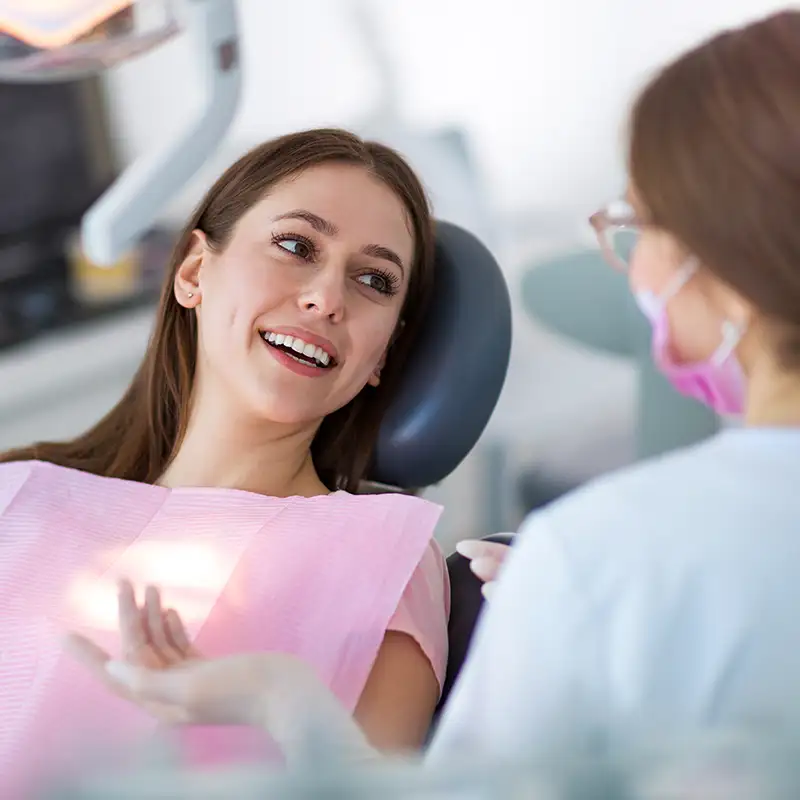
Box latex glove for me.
[454,538,513,600]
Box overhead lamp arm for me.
[81,0,241,265]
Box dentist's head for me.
[592,10,800,423]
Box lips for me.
[259,330,337,370]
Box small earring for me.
[187,292,194,298]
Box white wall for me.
[102,0,787,230]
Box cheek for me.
[195,272,259,364]
[350,314,399,372]
[631,222,698,292]
[665,287,724,362]
[628,235,674,294]
[205,256,279,324]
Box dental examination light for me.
[0,0,241,265]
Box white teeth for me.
[261,331,334,367]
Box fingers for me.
[64,632,189,724]
[103,656,252,725]
[455,539,511,561]
[63,632,111,673]
[118,579,151,664]
[164,608,200,659]
[66,582,203,726]
[455,540,511,585]
[102,652,314,729]
[118,580,199,668]
[468,556,504,583]
[143,587,186,665]
[63,632,135,700]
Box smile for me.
[260,331,336,369]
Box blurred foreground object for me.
[47,730,800,799]
[0,0,241,267]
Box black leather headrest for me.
[370,221,512,488]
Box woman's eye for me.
[358,273,392,294]
[277,238,312,259]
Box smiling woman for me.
[3,130,434,492]
[0,129,446,794]
[167,158,423,467]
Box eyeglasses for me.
[589,200,644,272]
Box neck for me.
[745,359,800,428]
[158,389,328,498]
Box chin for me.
[245,378,360,426]
[249,405,322,427]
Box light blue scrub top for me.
[430,428,800,760]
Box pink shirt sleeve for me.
[386,539,451,696]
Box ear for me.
[368,353,387,388]
[369,318,405,387]
[174,230,207,308]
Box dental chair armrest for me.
[436,533,514,716]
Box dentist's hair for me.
[629,9,800,367]
[1,129,435,490]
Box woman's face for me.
[626,187,744,365]
[175,162,415,426]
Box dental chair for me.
[436,532,514,715]
[370,220,511,490]
[367,220,513,717]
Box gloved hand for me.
[454,538,513,600]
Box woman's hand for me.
[66,581,374,760]
[65,579,304,729]
[65,579,203,724]
[75,650,377,762]
[455,538,513,600]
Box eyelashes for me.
[271,232,400,297]
[357,268,399,296]
[272,232,317,261]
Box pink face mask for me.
[634,262,747,416]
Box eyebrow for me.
[272,209,406,273]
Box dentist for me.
[69,7,800,762]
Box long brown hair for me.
[1,129,435,490]
[629,10,800,366]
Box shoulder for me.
[0,459,43,514]
[519,436,732,570]
[329,491,444,537]
[388,539,450,693]
[401,538,450,616]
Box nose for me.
[297,267,346,322]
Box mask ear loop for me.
[711,320,745,367]
[664,256,744,367]
[660,257,699,304]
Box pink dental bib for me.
[0,460,443,794]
